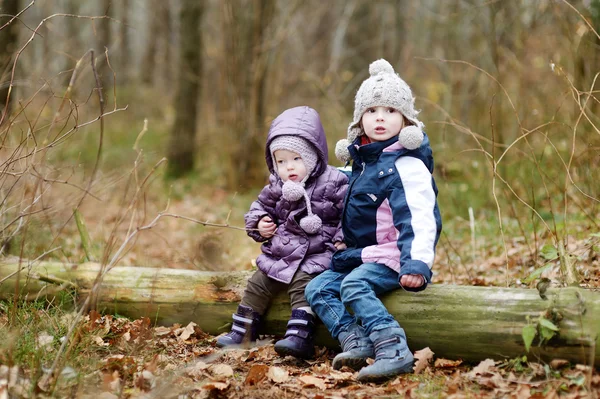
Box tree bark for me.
[220,0,276,191]
[0,261,598,367]
[97,0,113,102]
[118,0,131,83]
[0,0,20,121]
[158,2,172,93]
[165,0,203,178]
[140,0,161,85]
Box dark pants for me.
[240,269,314,315]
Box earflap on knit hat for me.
[270,135,319,182]
[335,123,362,163]
[398,125,424,150]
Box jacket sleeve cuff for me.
[399,260,433,292]
[246,213,269,242]
[332,225,344,243]
[331,248,363,272]
[247,229,268,242]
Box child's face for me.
[361,106,405,142]
[273,149,308,183]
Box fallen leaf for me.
[413,347,434,374]
[202,381,229,391]
[477,373,508,390]
[92,336,109,347]
[102,370,120,393]
[514,384,532,399]
[134,370,155,391]
[575,364,591,372]
[177,322,198,342]
[59,366,77,380]
[36,332,54,348]
[153,326,172,337]
[209,364,234,380]
[245,364,268,385]
[187,361,209,379]
[390,380,420,396]
[298,375,327,390]
[468,359,497,378]
[311,363,330,375]
[434,358,462,368]
[268,366,290,383]
[329,370,354,381]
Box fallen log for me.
[0,261,598,367]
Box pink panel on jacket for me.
[361,198,401,272]
[382,141,404,153]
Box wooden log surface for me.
[0,261,598,367]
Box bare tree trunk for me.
[575,0,600,118]
[118,0,131,83]
[0,0,20,122]
[223,0,276,191]
[158,2,172,93]
[328,0,356,75]
[140,0,161,85]
[97,0,113,102]
[391,0,406,64]
[244,0,276,184]
[166,0,203,178]
[62,0,80,87]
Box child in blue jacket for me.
[305,59,442,382]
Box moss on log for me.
[0,261,598,367]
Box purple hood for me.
[265,106,328,179]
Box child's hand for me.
[258,216,277,238]
[400,274,425,288]
[334,241,347,250]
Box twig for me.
[44,49,91,145]
[0,13,113,126]
[0,246,62,284]
[133,118,148,152]
[32,274,77,289]
[74,209,93,262]
[468,207,476,263]
[0,0,35,31]
[33,280,74,302]
[158,213,248,232]
[560,0,600,42]
[7,107,128,165]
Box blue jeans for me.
[305,263,401,339]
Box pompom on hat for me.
[270,135,322,234]
[335,59,425,163]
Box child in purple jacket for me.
[216,106,348,359]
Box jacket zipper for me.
[341,162,365,248]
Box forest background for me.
[0,0,600,397]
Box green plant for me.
[522,309,561,352]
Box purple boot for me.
[216,305,261,347]
[273,309,316,359]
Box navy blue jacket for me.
[333,134,442,292]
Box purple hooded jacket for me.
[245,106,348,284]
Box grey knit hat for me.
[270,135,318,183]
[270,135,322,234]
[335,59,425,163]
